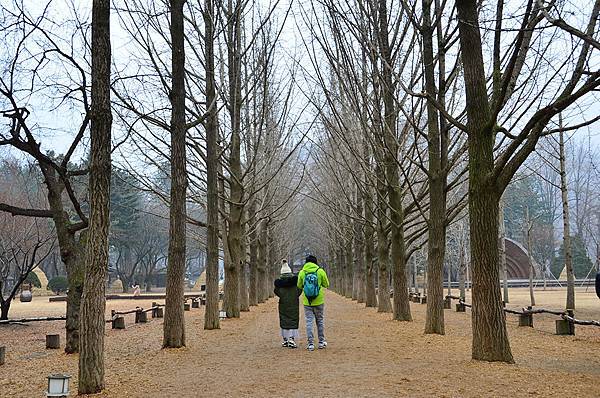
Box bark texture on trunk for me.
[41,165,85,354]
[423,0,445,334]
[163,0,187,348]
[364,195,377,308]
[78,0,111,392]
[0,302,10,320]
[344,237,353,298]
[499,198,509,303]
[559,127,575,311]
[257,218,268,303]
[248,199,259,306]
[376,0,411,321]
[456,0,513,363]
[376,170,392,313]
[224,0,244,317]
[204,0,220,331]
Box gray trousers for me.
[304,304,325,344]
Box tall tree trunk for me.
[239,221,249,312]
[376,0,411,322]
[376,168,392,313]
[257,218,268,303]
[364,188,377,307]
[413,254,420,295]
[458,244,466,300]
[41,165,85,354]
[344,236,353,298]
[354,184,365,303]
[0,301,10,320]
[204,0,220,330]
[64,255,83,353]
[559,125,575,310]
[525,206,536,307]
[499,196,509,303]
[456,0,513,363]
[267,222,276,298]
[78,0,111,392]
[163,0,187,348]
[423,0,445,334]
[248,199,259,306]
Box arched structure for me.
[504,238,540,279]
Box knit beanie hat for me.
[305,255,318,265]
[280,260,292,275]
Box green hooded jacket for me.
[297,262,330,306]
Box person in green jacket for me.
[274,260,302,348]
[297,255,330,351]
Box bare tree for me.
[78,0,112,392]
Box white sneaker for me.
[307,343,315,351]
[318,341,327,349]
[287,339,297,349]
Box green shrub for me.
[48,276,68,294]
[24,271,42,288]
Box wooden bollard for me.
[555,319,575,335]
[200,298,206,305]
[192,300,199,309]
[135,309,141,323]
[456,303,466,312]
[152,302,158,318]
[444,297,452,309]
[184,303,191,311]
[46,334,60,349]
[420,296,427,304]
[138,311,148,323]
[156,307,164,318]
[519,313,533,327]
[0,346,5,366]
[113,316,125,329]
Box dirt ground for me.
[1,287,599,397]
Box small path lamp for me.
[219,309,227,320]
[46,374,70,397]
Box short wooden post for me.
[456,303,466,312]
[113,316,125,329]
[200,298,206,305]
[420,296,427,304]
[0,346,5,365]
[519,313,533,327]
[184,303,191,311]
[444,297,452,309]
[46,334,60,349]
[556,319,575,335]
[156,307,164,318]
[151,302,158,318]
[192,300,199,309]
[138,311,148,323]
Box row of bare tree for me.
[0,0,303,393]
[296,0,600,365]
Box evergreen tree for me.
[552,235,593,279]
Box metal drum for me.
[20,290,33,302]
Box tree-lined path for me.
[2,290,599,397]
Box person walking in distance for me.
[274,259,302,348]
[297,255,330,351]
